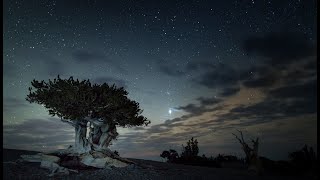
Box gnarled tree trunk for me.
[74,123,92,154]
[61,118,119,154]
[89,123,118,151]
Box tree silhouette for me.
[181,137,199,158]
[232,130,261,173]
[289,144,317,174]
[26,75,150,154]
[160,149,179,162]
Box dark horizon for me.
[3,0,317,162]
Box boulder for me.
[21,153,75,176]
[40,161,71,177]
[20,153,60,163]
[80,154,129,168]
[41,154,60,163]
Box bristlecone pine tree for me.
[26,75,150,154]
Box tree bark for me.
[62,117,119,154]
[232,130,261,174]
[74,123,91,154]
[89,123,118,151]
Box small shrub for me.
[113,150,120,156]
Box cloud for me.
[230,80,317,119]
[194,63,238,88]
[157,60,241,96]
[185,61,216,72]
[72,50,128,74]
[219,86,241,97]
[3,97,32,113]
[92,77,127,88]
[72,50,106,62]
[113,76,316,159]
[3,118,74,151]
[3,63,18,78]
[242,72,277,88]
[303,58,317,71]
[196,97,221,106]
[157,60,186,77]
[176,96,222,115]
[176,103,205,115]
[158,61,215,77]
[269,79,317,102]
[46,58,65,76]
[244,31,315,66]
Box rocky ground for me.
[2,149,313,180]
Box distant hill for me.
[3,148,41,162]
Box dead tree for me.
[232,130,261,173]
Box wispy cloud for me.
[3,118,74,152]
[92,76,128,88]
[72,50,106,62]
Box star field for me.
[3,0,317,161]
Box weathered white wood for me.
[84,117,105,127]
[20,153,60,163]
[20,153,75,176]
[80,154,129,168]
[41,154,60,163]
[74,124,92,154]
[20,154,42,162]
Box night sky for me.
[3,0,317,161]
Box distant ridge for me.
[3,148,41,162]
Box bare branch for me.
[232,133,242,144]
[61,118,76,127]
[236,129,245,143]
[84,117,105,127]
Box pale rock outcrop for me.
[20,153,78,177]
[80,153,129,168]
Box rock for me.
[60,155,85,168]
[47,148,75,156]
[21,153,73,176]
[126,164,137,170]
[91,151,106,158]
[80,154,129,168]
[104,156,129,168]
[81,154,106,168]
[21,153,60,163]
[40,160,60,170]
[40,160,70,177]
[41,154,60,163]
[20,154,42,162]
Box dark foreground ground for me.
[2,149,315,180]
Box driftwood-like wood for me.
[232,130,262,174]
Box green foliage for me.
[288,144,317,174]
[160,149,179,162]
[181,137,199,158]
[26,75,150,127]
[289,144,317,163]
[161,138,248,168]
[215,154,239,163]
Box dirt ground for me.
[2,149,311,180]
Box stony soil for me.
[3,149,312,180]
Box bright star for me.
[168,109,172,114]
